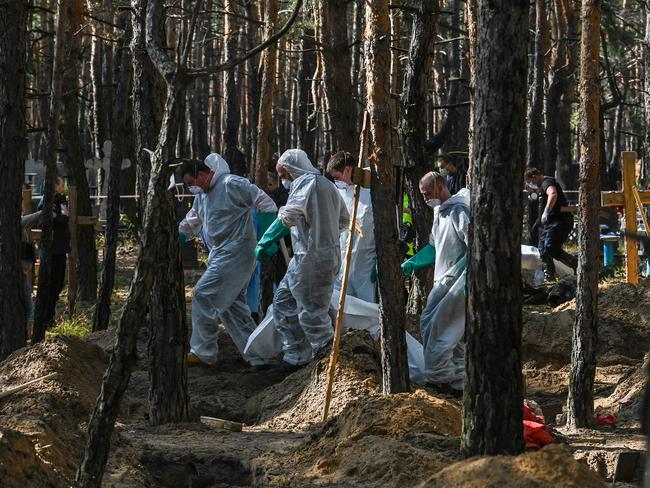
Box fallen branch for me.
[0,373,57,400]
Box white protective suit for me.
[420,188,470,389]
[273,149,350,365]
[334,184,376,303]
[179,153,277,365]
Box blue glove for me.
[255,218,290,262]
[401,244,436,277]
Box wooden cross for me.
[600,152,650,285]
[24,185,99,317]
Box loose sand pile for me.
[255,389,462,487]
[421,444,606,488]
[596,353,648,425]
[523,280,650,367]
[0,337,107,485]
[247,329,382,429]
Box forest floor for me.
[0,251,648,487]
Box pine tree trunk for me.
[567,0,601,430]
[398,0,436,316]
[462,0,528,457]
[296,27,316,156]
[644,9,650,187]
[545,0,577,187]
[365,0,410,394]
[255,0,278,316]
[60,0,97,305]
[33,0,67,344]
[93,11,133,332]
[131,0,164,223]
[527,0,547,168]
[76,1,190,484]
[222,0,245,174]
[0,0,28,360]
[319,0,356,152]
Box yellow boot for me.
[187,352,204,366]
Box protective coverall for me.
[270,149,350,365]
[333,184,376,303]
[179,153,277,365]
[419,188,470,389]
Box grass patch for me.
[49,312,92,338]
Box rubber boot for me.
[542,256,556,281]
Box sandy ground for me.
[0,255,648,487]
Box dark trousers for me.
[44,254,67,328]
[538,218,577,274]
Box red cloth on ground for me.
[523,405,555,449]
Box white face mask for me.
[281,179,292,190]
[426,198,441,209]
[527,182,538,190]
[439,168,449,178]
[334,180,348,190]
[188,185,203,195]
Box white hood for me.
[277,149,319,179]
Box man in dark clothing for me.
[37,176,70,328]
[437,155,467,195]
[524,167,577,280]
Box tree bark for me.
[545,0,577,188]
[296,27,316,156]
[222,0,245,174]
[61,0,97,305]
[398,0,436,315]
[131,0,164,224]
[462,0,528,457]
[93,11,133,332]
[566,0,600,430]
[365,0,410,394]
[527,0,548,169]
[33,0,67,344]
[318,0,356,152]
[0,0,28,359]
[644,8,650,189]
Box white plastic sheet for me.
[244,294,426,383]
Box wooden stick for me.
[632,187,650,236]
[322,112,369,422]
[0,373,57,400]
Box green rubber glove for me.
[258,211,277,237]
[401,244,436,277]
[370,257,377,284]
[255,218,290,262]
[179,232,188,246]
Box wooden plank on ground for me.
[200,416,243,432]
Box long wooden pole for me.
[622,152,638,285]
[322,112,369,422]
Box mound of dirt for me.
[256,389,462,487]
[0,427,57,488]
[596,353,648,425]
[0,336,107,485]
[247,329,382,430]
[421,444,606,488]
[523,280,650,367]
